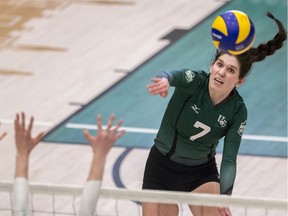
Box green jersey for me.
[155,69,247,194]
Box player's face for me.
[209,54,244,94]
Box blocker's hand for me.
[83,114,125,157]
[14,112,45,157]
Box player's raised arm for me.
[83,114,125,181]
[78,114,125,216]
[13,112,45,216]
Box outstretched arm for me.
[147,69,203,97]
[14,112,45,178]
[13,112,45,215]
[78,114,125,216]
[84,114,125,181]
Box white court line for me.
[242,135,288,143]
[66,123,158,134]
[2,118,287,143]
[66,123,288,143]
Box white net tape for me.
[0,181,287,216]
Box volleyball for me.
[211,10,256,55]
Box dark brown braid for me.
[213,12,287,79]
[249,12,287,63]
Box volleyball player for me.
[142,12,287,216]
[12,112,125,216]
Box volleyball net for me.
[0,181,287,216]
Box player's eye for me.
[228,68,235,73]
[216,62,223,67]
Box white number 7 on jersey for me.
[190,121,211,141]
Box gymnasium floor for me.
[0,0,287,215]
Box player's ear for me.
[236,78,245,87]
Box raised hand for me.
[14,112,45,178]
[14,112,45,157]
[83,114,125,181]
[83,114,125,158]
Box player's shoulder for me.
[192,70,209,79]
[232,90,247,113]
[182,69,209,84]
[179,69,208,77]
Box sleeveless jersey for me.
[154,69,247,194]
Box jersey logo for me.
[216,115,227,128]
[184,70,195,83]
[191,104,200,114]
[237,121,246,136]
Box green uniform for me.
[155,69,247,195]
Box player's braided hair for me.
[249,12,287,63]
[213,12,287,79]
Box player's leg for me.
[159,203,179,216]
[142,202,159,216]
[142,203,179,216]
[142,145,177,216]
[142,146,161,216]
[188,182,221,216]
